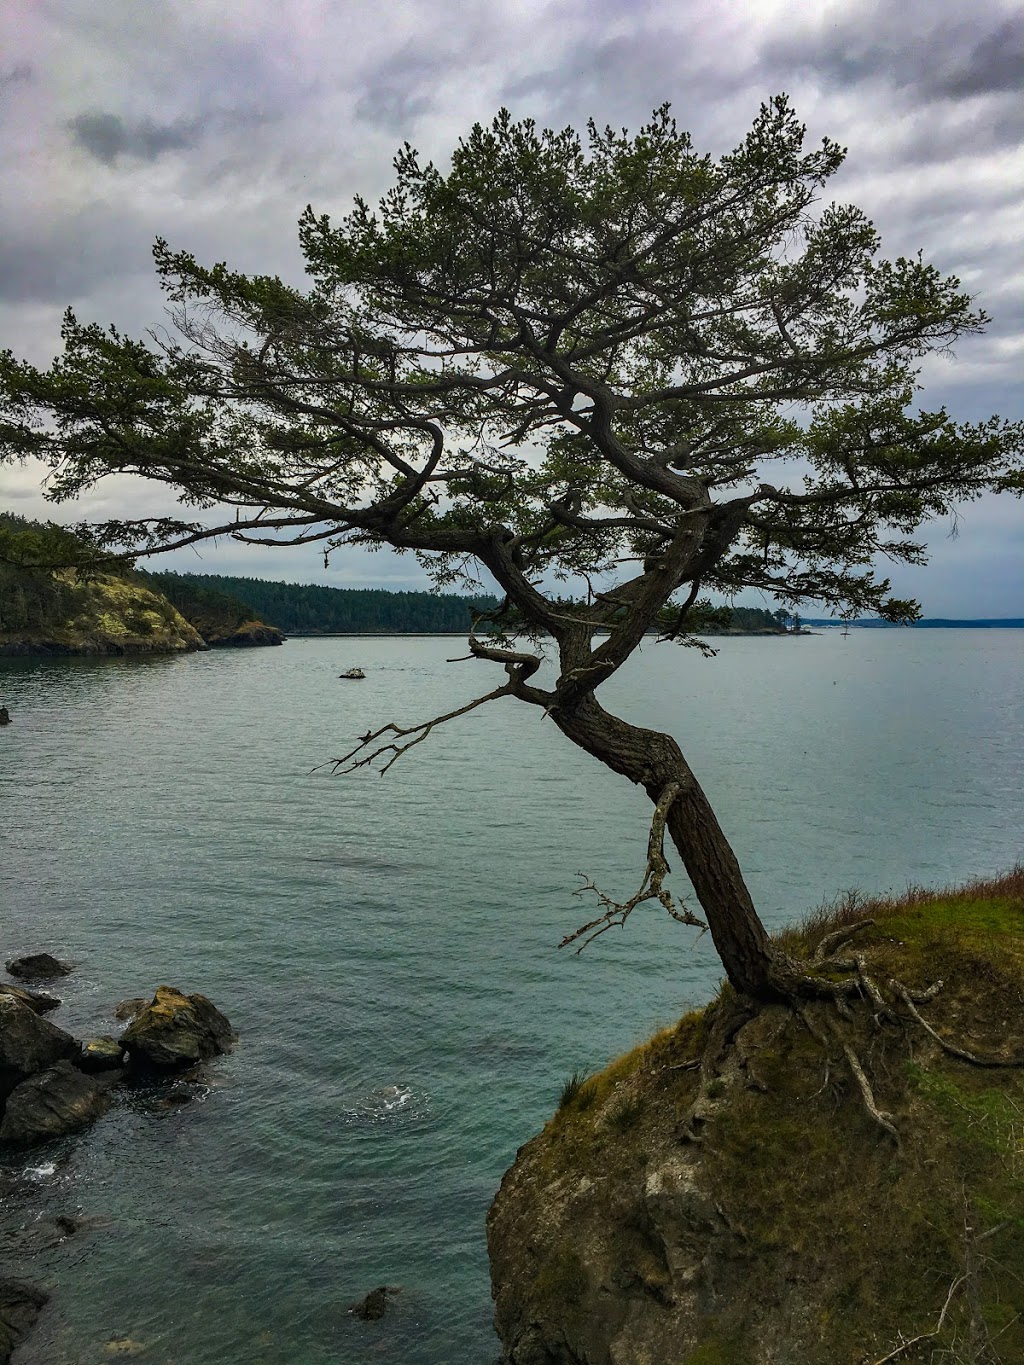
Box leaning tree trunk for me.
[551,693,785,1001]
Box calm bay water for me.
[1,630,1023,1363]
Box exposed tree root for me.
[676,997,756,1143]
[829,1021,901,1145]
[812,917,875,963]
[893,983,1024,1069]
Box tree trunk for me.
[550,693,785,1001]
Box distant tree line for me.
[0,513,88,633]
[148,573,500,634]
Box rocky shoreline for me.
[0,955,234,1363]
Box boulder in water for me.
[0,707,10,726]
[0,1060,110,1145]
[0,1279,48,1364]
[119,987,234,1070]
[0,996,79,1099]
[0,983,61,1015]
[5,953,72,981]
[78,1036,125,1073]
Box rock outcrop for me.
[488,874,1024,1364]
[0,1280,49,1364]
[0,997,79,1100]
[119,986,235,1070]
[0,983,61,1014]
[204,620,285,647]
[0,1061,111,1145]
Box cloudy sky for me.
[1,0,1021,613]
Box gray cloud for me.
[761,6,1024,105]
[0,62,33,96]
[0,0,1020,612]
[355,50,439,133]
[67,111,199,165]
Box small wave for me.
[341,1083,429,1126]
[23,1161,57,1180]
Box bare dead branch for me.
[559,783,707,952]
[319,684,512,777]
[870,1272,967,1363]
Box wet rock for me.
[2,1213,80,1255]
[102,1336,147,1357]
[5,954,72,982]
[113,997,147,1022]
[0,1279,48,1364]
[348,1285,401,1321]
[78,1035,125,1073]
[0,996,79,1100]
[0,1060,111,1145]
[0,983,61,1015]
[0,707,10,726]
[119,986,234,1071]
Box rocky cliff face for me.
[0,572,205,655]
[488,874,1024,1364]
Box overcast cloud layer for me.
[1,0,1021,613]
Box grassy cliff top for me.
[489,869,1024,1365]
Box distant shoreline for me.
[805,619,1024,629]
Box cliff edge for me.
[488,871,1024,1364]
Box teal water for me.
[1,631,1023,1363]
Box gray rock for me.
[0,1061,110,1145]
[120,986,234,1071]
[0,983,61,1014]
[0,996,79,1100]
[113,997,147,1022]
[5,953,72,981]
[0,1279,48,1364]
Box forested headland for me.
[0,515,282,654]
[145,573,789,636]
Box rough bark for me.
[549,694,785,1001]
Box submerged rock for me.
[348,1285,401,1321]
[0,1060,111,1145]
[119,987,234,1070]
[5,953,72,981]
[0,996,79,1099]
[0,1279,48,1364]
[0,983,61,1014]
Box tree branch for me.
[560,783,707,952]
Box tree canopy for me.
[1,96,1021,999]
